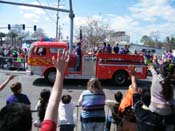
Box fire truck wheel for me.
[113,71,128,85]
[45,68,56,84]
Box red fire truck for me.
[27,41,147,85]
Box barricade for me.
[0,56,27,70]
[31,104,136,131]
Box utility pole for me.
[69,0,74,53]
[56,0,60,41]
[58,25,61,40]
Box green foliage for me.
[140,33,175,49]
[0,32,6,38]
[0,32,6,45]
[6,31,18,38]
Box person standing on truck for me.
[102,42,108,53]
[113,43,119,54]
[107,44,112,54]
[123,45,130,54]
[75,42,81,71]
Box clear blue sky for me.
[0,0,175,44]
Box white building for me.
[108,31,130,45]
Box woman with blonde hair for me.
[78,78,106,131]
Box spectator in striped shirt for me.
[78,78,106,131]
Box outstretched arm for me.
[43,49,69,123]
[0,75,15,92]
[128,65,138,93]
[148,63,157,77]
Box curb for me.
[0,69,26,75]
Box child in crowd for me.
[118,85,134,113]
[58,94,75,131]
[105,91,123,131]
[34,89,51,128]
[6,82,31,106]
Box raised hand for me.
[148,63,154,70]
[128,65,136,76]
[128,65,138,92]
[8,75,16,81]
[52,49,70,74]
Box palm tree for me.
[6,31,18,46]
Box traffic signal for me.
[22,24,25,30]
[34,25,37,31]
[8,24,11,30]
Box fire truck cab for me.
[27,41,147,85]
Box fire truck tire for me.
[44,68,56,84]
[113,71,128,85]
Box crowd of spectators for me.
[0,46,27,69]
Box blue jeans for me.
[60,124,74,131]
[81,122,105,131]
[105,115,122,131]
[105,116,112,131]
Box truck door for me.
[82,54,96,77]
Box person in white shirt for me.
[58,94,75,131]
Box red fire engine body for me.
[27,41,147,85]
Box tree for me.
[165,36,175,49]
[6,31,18,46]
[140,35,154,46]
[0,32,6,45]
[150,31,160,42]
[80,18,110,51]
[140,32,163,48]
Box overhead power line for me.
[35,0,55,23]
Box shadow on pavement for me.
[32,77,151,90]
[32,78,52,87]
